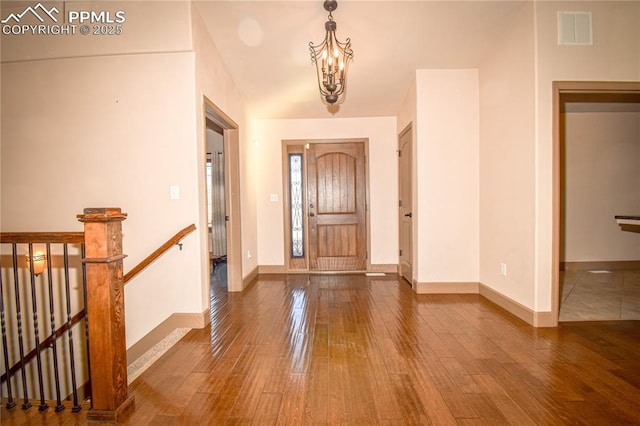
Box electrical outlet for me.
[500,262,507,277]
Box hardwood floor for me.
[3,273,640,424]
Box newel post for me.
[77,208,134,422]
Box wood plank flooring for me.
[3,273,640,424]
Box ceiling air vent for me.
[558,11,592,45]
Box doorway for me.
[203,97,242,292]
[398,124,413,285]
[283,139,370,272]
[553,82,640,323]
[206,119,226,276]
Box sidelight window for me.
[289,153,304,258]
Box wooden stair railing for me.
[3,223,197,393]
[77,210,196,422]
[1,209,196,422]
[0,309,86,384]
[0,231,87,412]
[123,224,196,284]
[1,224,196,387]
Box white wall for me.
[1,55,201,348]
[563,109,640,261]
[534,1,640,311]
[415,69,480,284]
[0,1,256,348]
[252,117,398,267]
[478,3,536,308]
[0,1,192,62]
[191,4,257,296]
[396,2,638,317]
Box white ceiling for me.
[193,1,528,119]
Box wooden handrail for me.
[123,224,196,284]
[0,232,85,244]
[1,224,197,284]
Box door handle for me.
[404,212,412,218]
[309,212,315,217]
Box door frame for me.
[203,96,243,292]
[281,138,371,272]
[397,123,413,286]
[551,81,640,325]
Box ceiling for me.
[194,1,528,120]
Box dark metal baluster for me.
[11,244,31,410]
[45,244,64,412]
[80,243,92,409]
[63,244,81,412]
[27,244,48,411]
[0,268,17,409]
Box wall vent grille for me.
[558,11,592,45]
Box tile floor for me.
[559,268,640,321]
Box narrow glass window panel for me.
[289,153,304,258]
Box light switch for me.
[170,185,180,200]
[270,194,279,202]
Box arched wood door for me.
[307,142,367,271]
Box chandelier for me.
[309,0,353,105]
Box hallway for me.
[3,273,640,424]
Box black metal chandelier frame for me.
[309,0,353,105]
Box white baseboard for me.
[243,265,259,288]
[413,281,554,327]
[479,284,554,327]
[414,281,479,294]
[127,309,210,364]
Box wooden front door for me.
[398,125,413,284]
[307,142,367,271]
